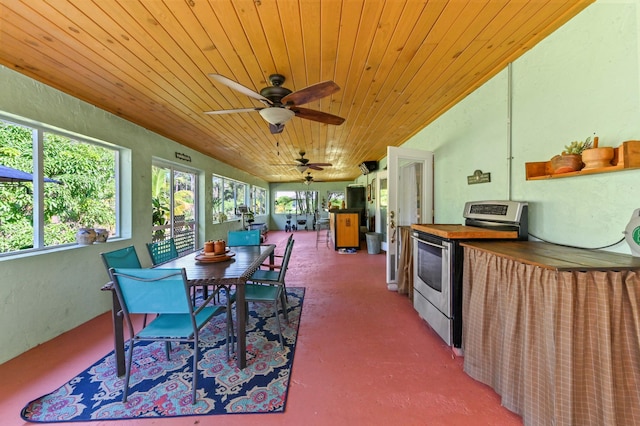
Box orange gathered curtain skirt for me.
[462,247,640,426]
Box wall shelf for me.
[525,140,640,180]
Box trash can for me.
[365,232,382,254]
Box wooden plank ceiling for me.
[0,0,593,182]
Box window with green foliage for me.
[211,174,251,223]
[327,191,345,209]
[252,186,267,215]
[274,190,318,215]
[0,117,118,254]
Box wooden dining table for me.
[103,244,275,375]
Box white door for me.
[375,171,388,252]
[386,146,433,290]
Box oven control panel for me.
[469,203,509,216]
[463,200,527,223]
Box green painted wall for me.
[400,0,639,253]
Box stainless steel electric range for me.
[410,200,528,349]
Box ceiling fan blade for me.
[308,165,324,171]
[208,74,271,105]
[308,162,332,167]
[281,81,340,106]
[291,107,345,125]
[204,107,261,115]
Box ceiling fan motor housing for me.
[260,86,292,105]
[260,74,292,105]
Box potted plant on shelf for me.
[550,136,592,174]
[581,137,614,170]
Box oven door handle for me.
[411,235,449,250]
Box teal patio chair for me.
[227,229,261,246]
[100,245,141,270]
[147,238,208,306]
[245,238,295,348]
[108,267,233,404]
[101,245,167,342]
[101,245,144,319]
[260,234,293,270]
[146,238,179,265]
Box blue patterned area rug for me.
[21,287,305,423]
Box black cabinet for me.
[346,186,366,224]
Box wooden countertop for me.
[461,240,640,271]
[411,223,519,240]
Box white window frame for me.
[251,185,268,215]
[0,113,122,256]
[152,159,199,254]
[212,174,250,223]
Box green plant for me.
[563,136,592,155]
[216,212,227,223]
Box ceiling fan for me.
[303,172,314,185]
[286,151,332,173]
[204,74,345,134]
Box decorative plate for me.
[195,251,235,263]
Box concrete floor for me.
[0,230,523,425]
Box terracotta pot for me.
[581,147,614,170]
[550,154,583,174]
[204,241,214,253]
[94,228,109,243]
[214,239,226,254]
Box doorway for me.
[375,171,388,252]
[151,163,198,254]
[385,146,433,290]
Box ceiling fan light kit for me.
[259,107,295,125]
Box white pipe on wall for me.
[507,62,513,200]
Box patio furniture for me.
[146,238,179,265]
[246,238,295,346]
[315,212,331,248]
[108,267,232,404]
[100,245,141,270]
[103,244,276,374]
[228,229,261,246]
[147,238,202,305]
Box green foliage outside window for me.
[0,121,116,253]
[274,190,317,215]
[212,174,261,223]
[151,165,196,246]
